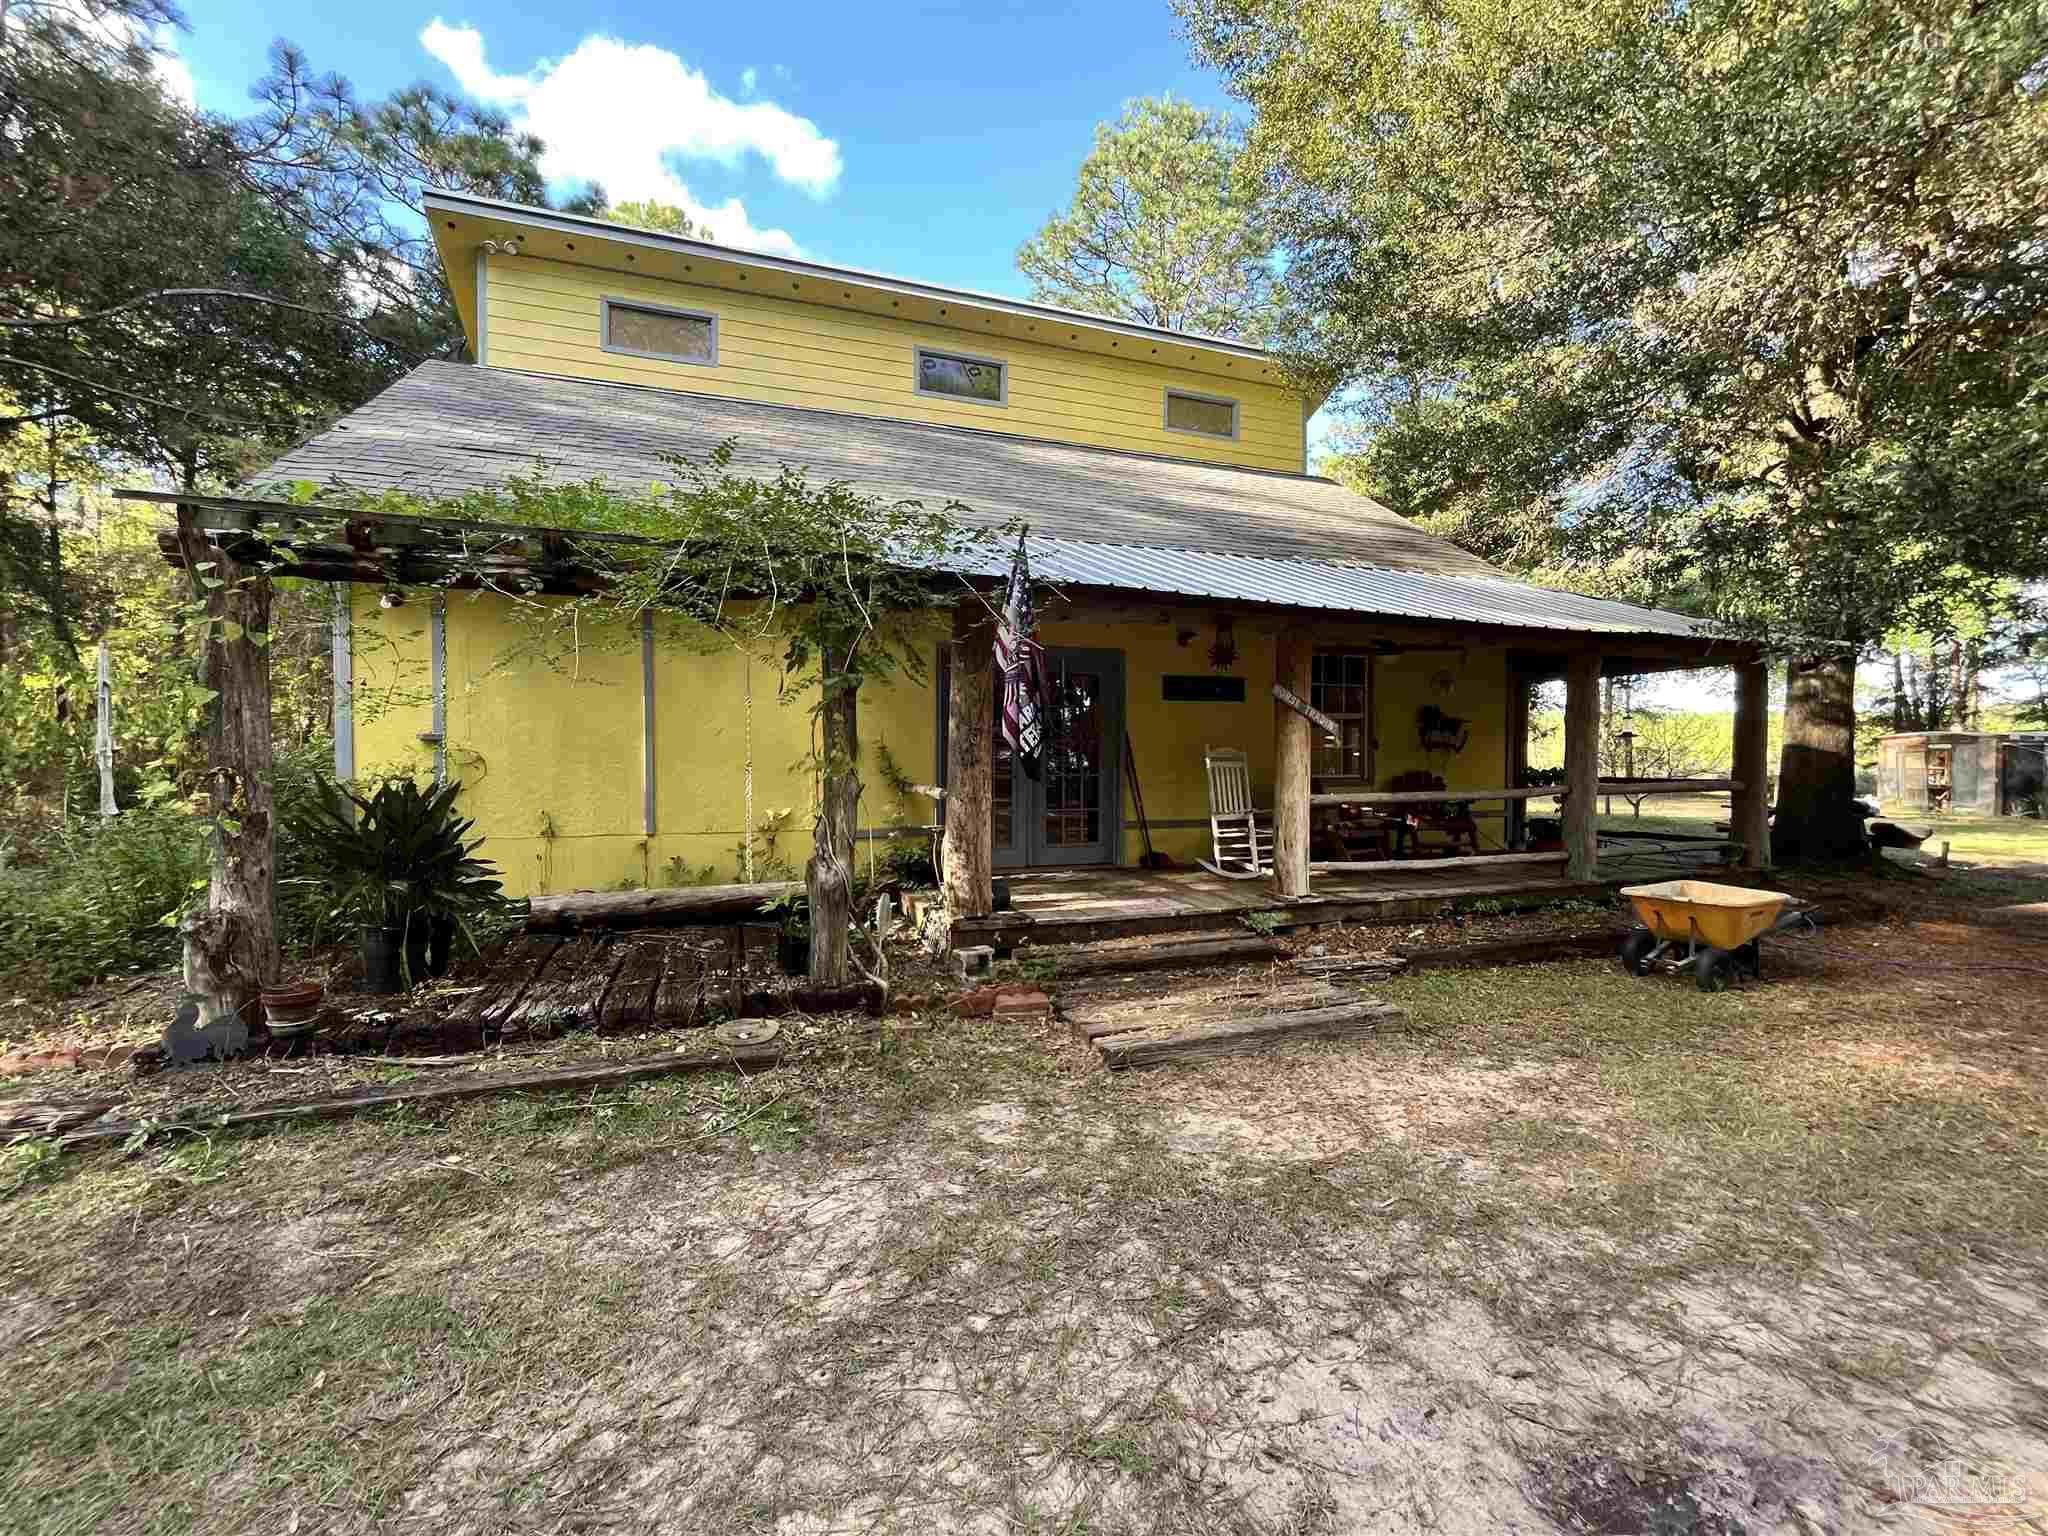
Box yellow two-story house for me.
[190,190,1749,909]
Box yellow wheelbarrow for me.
[1616,880,1810,992]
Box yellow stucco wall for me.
[347,592,1520,895]
[481,254,1308,473]
[348,589,942,898]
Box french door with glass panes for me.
[992,648,1124,868]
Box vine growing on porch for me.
[286,447,1012,984]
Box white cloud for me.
[150,26,197,107]
[419,21,841,257]
[418,19,533,101]
[739,66,758,96]
[81,15,196,105]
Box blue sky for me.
[163,1,1231,296]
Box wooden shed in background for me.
[1875,731,2048,816]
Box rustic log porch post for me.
[1272,624,1313,898]
[173,503,280,1029]
[942,597,996,922]
[1504,670,1531,849]
[1564,651,1602,881]
[1731,658,1773,871]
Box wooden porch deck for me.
[951,859,1635,949]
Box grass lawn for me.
[1881,813,2048,868]
[1593,791,1736,839]
[1591,793,2048,871]
[5,860,2047,1533]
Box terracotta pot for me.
[261,979,324,1011]
[263,978,325,1039]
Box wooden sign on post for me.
[1272,684,1338,742]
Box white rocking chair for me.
[1200,746,1273,881]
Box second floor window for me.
[603,299,717,365]
[1165,389,1239,439]
[916,347,1005,405]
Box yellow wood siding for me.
[482,255,1306,473]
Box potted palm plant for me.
[296,776,511,992]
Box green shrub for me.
[0,805,208,994]
[272,740,353,949]
[0,741,353,995]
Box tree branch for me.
[2,289,424,360]
[0,355,291,429]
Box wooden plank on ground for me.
[1291,953,1406,981]
[1098,1000,1407,1069]
[1067,977,1349,1043]
[1054,936,1286,981]
[456,935,561,1037]
[1393,930,1620,973]
[600,938,670,1029]
[63,1044,785,1147]
[499,936,615,1037]
[654,939,714,1026]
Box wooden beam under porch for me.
[949,863,1625,951]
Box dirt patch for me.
[5,863,2048,1534]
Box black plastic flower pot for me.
[428,913,456,977]
[777,928,809,977]
[403,924,430,988]
[360,925,404,994]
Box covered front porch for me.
[940,592,1775,941]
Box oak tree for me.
[1184,0,2048,858]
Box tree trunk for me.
[1732,659,1773,871]
[174,506,279,1027]
[942,599,995,922]
[1772,655,1865,863]
[527,881,802,933]
[806,659,858,985]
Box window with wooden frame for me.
[601,298,718,365]
[915,347,1006,405]
[1164,388,1239,440]
[1310,651,1372,781]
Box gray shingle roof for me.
[259,361,1707,639]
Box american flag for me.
[995,530,1050,782]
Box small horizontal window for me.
[602,299,717,365]
[916,347,1005,405]
[1162,674,1247,703]
[1165,389,1239,439]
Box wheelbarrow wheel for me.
[1695,947,1737,993]
[1617,929,1658,976]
